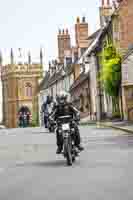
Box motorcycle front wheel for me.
[64,137,72,166]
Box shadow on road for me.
[15,160,77,168]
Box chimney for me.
[58,28,71,64]
[75,16,89,49]
[99,0,113,27]
[107,0,110,6]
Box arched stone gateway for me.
[18,106,31,114]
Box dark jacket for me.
[51,102,80,121]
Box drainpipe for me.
[93,50,102,122]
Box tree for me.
[100,44,121,116]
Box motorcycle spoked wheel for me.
[64,137,72,166]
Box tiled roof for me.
[38,71,50,91]
[70,72,89,91]
[87,29,101,40]
[64,64,74,75]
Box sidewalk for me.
[80,116,96,125]
[80,115,133,134]
[98,120,133,134]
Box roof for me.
[78,21,112,64]
[70,72,89,91]
[123,46,133,61]
[87,29,101,40]
[71,23,111,92]
[38,71,50,91]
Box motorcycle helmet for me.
[56,91,69,104]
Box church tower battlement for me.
[1,49,43,79]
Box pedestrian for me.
[26,112,30,127]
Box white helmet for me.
[56,90,70,104]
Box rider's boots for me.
[56,146,62,154]
[77,144,84,151]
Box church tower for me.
[1,49,43,128]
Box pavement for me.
[0,125,132,200]
[97,120,133,134]
[80,116,133,134]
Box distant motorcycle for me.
[48,116,55,133]
[56,115,79,166]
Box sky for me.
[0,0,101,67]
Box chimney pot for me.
[107,0,110,6]
[66,29,68,34]
[82,16,86,23]
[76,17,80,23]
[59,29,61,34]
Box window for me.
[127,88,133,100]
[25,83,32,97]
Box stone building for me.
[38,61,76,126]
[1,49,43,128]
[70,0,114,120]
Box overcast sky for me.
[0,0,101,66]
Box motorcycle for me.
[48,116,55,133]
[56,115,79,166]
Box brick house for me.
[116,0,133,54]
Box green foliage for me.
[100,44,121,115]
[100,44,121,98]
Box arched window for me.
[25,83,32,97]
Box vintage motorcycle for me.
[56,115,79,166]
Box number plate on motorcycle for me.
[62,123,69,131]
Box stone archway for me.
[18,106,31,127]
[18,106,31,115]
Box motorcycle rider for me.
[50,91,84,154]
[41,95,56,128]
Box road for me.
[0,125,132,200]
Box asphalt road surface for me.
[0,125,132,200]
